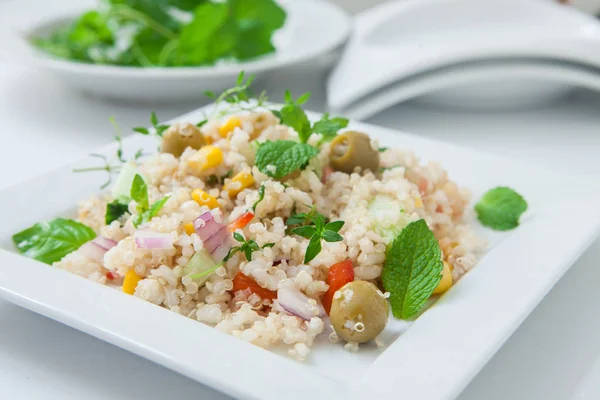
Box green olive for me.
[330,131,380,173]
[330,280,388,343]
[161,123,205,157]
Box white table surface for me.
[3,3,600,400]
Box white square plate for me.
[1,108,599,400]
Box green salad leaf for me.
[475,187,528,231]
[12,218,96,264]
[255,140,319,179]
[31,0,286,67]
[105,198,130,225]
[382,219,444,320]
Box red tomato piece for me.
[322,259,354,314]
[232,271,277,300]
[229,211,254,232]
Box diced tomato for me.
[232,271,277,300]
[322,259,354,314]
[228,211,254,232]
[106,271,117,280]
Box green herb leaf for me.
[278,104,312,143]
[322,231,343,242]
[133,127,150,135]
[255,140,319,179]
[291,226,316,239]
[233,232,245,242]
[304,235,322,264]
[475,187,528,231]
[105,198,130,225]
[252,184,266,211]
[324,220,344,233]
[12,218,96,264]
[312,113,349,141]
[262,243,275,248]
[314,213,325,233]
[130,174,149,210]
[286,212,307,226]
[146,195,170,219]
[378,147,389,152]
[382,219,444,320]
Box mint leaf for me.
[12,218,96,264]
[382,219,444,320]
[255,140,319,179]
[278,105,312,143]
[475,187,528,231]
[312,113,349,141]
[105,198,129,225]
[130,174,149,210]
[324,220,344,233]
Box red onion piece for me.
[277,287,326,320]
[134,230,173,249]
[79,241,107,263]
[93,236,118,251]
[211,237,235,261]
[193,211,224,241]
[204,227,229,253]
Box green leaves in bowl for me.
[31,0,287,67]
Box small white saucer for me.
[4,0,350,104]
[327,0,600,116]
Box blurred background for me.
[2,1,600,400]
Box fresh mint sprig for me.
[255,140,319,179]
[382,219,444,320]
[475,187,528,231]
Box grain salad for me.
[13,76,528,361]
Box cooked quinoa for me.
[51,110,486,361]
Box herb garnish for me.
[105,197,130,225]
[225,232,274,261]
[130,174,170,227]
[31,1,286,68]
[12,218,96,264]
[133,111,170,137]
[475,187,528,231]
[288,211,345,263]
[255,140,319,179]
[252,184,266,211]
[382,219,444,320]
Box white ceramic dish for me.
[336,58,600,119]
[327,0,600,115]
[1,107,600,400]
[5,0,350,103]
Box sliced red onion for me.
[203,226,229,253]
[79,241,107,263]
[193,211,224,241]
[92,236,118,251]
[211,236,235,262]
[277,287,326,321]
[134,230,173,249]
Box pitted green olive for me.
[330,131,380,173]
[330,280,388,343]
[161,123,205,157]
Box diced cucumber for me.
[368,195,417,245]
[111,161,138,199]
[184,249,218,285]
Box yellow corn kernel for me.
[414,196,423,208]
[191,189,219,209]
[224,171,255,198]
[188,145,223,172]
[218,117,242,138]
[123,269,141,295]
[433,261,452,295]
[183,222,195,235]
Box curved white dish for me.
[336,59,600,119]
[327,0,600,115]
[1,106,600,400]
[6,0,350,103]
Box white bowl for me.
[327,0,600,115]
[8,0,350,103]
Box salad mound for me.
[13,74,529,360]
